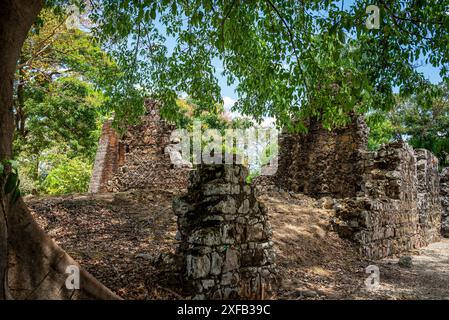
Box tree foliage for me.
[13,8,117,194]
[367,83,449,167]
[90,0,449,131]
[397,84,449,166]
[14,75,104,195]
[40,154,92,195]
[12,1,449,193]
[14,8,117,144]
[366,110,397,151]
[17,77,104,157]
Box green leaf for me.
[0,163,3,174]
[4,172,18,194]
[11,161,18,173]
[150,6,156,20]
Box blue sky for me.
[154,19,239,110]
[417,64,443,84]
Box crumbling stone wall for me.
[265,113,443,259]
[333,143,442,259]
[415,149,442,243]
[275,115,368,198]
[173,163,276,299]
[440,168,449,237]
[335,141,422,259]
[89,100,190,193]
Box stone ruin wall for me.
[271,116,444,259]
[440,168,449,237]
[89,100,190,193]
[173,163,276,299]
[275,115,368,198]
[335,142,441,259]
[88,98,449,262]
[415,149,442,244]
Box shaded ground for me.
[27,189,180,299]
[26,189,449,300]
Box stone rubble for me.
[398,256,413,268]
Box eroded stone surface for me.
[89,100,190,193]
[415,149,442,244]
[173,163,276,299]
[273,114,368,198]
[256,113,444,260]
[334,142,443,259]
[440,168,449,237]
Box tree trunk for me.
[7,197,121,299]
[15,62,27,139]
[0,0,120,300]
[0,192,9,299]
[0,0,40,301]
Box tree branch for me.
[220,0,237,51]
[264,0,309,94]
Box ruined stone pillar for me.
[173,163,276,300]
[88,120,121,193]
[440,168,449,237]
[415,149,442,243]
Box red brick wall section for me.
[88,120,120,193]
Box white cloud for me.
[222,96,241,120]
[222,96,236,111]
[221,96,276,127]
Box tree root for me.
[6,198,121,300]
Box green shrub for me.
[41,157,91,195]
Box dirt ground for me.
[351,240,449,300]
[26,188,449,300]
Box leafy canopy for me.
[368,84,449,166]
[14,9,117,156]
[88,0,449,131]
[13,8,118,194]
